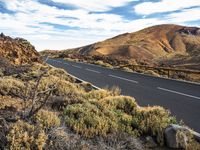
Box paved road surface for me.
[47,58,200,132]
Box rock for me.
[164,124,195,149]
[191,131,200,143]
[145,136,158,148]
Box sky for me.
[0,0,200,51]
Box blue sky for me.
[0,0,200,50]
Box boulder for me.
[165,124,200,149]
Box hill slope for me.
[0,33,40,65]
[48,24,200,70]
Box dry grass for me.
[7,120,47,150]
[1,62,197,149]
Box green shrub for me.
[83,89,111,100]
[7,120,47,150]
[48,67,74,82]
[99,96,137,115]
[0,77,25,97]
[32,109,61,130]
[64,102,118,138]
[39,75,84,98]
[134,106,177,145]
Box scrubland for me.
[0,60,199,150]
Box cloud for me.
[0,0,199,51]
[52,0,135,12]
[166,7,200,23]
[134,0,200,15]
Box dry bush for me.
[7,120,47,150]
[47,67,75,82]
[39,75,83,97]
[144,70,160,77]
[83,89,112,101]
[32,109,60,130]
[0,68,4,77]
[94,60,113,68]
[99,96,137,115]
[46,128,145,150]
[0,96,22,110]
[134,106,177,145]
[0,77,25,97]
[121,67,133,72]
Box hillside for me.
[1,34,200,149]
[0,33,40,65]
[43,24,200,70]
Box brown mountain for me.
[46,24,200,70]
[0,33,40,65]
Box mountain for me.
[0,33,40,65]
[45,24,200,70]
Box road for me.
[47,58,200,132]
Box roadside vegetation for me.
[49,53,200,82]
[0,59,199,150]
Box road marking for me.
[85,68,100,74]
[109,74,138,83]
[157,87,200,100]
[72,65,82,69]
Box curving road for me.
[47,58,200,132]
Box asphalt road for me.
[47,58,200,132]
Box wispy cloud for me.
[134,0,200,15]
[0,0,199,50]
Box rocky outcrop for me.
[165,124,200,149]
[0,33,40,65]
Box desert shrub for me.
[79,82,93,92]
[0,77,25,97]
[32,109,61,130]
[108,86,121,96]
[144,70,160,77]
[0,96,22,110]
[95,60,113,68]
[48,67,74,82]
[64,58,79,62]
[7,120,47,150]
[83,89,111,101]
[134,106,176,145]
[0,68,4,77]
[39,75,84,97]
[100,96,137,115]
[50,96,84,111]
[64,102,118,138]
[121,67,133,72]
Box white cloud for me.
[0,0,199,51]
[134,0,200,15]
[166,8,200,23]
[52,0,135,12]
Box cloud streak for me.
[0,0,199,50]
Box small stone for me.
[145,136,157,148]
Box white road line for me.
[72,65,82,69]
[109,74,138,83]
[157,87,200,100]
[85,68,100,74]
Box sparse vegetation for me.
[0,58,199,149]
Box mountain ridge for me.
[0,33,40,65]
[42,24,200,70]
